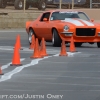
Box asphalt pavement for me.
[0,29,100,100]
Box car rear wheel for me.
[74,42,82,47]
[97,42,100,48]
[28,29,36,45]
[52,29,62,47]
[38,0,47,10]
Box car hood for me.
[60,18,99,27]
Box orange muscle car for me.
[26,10,100,47]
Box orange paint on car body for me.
[26,9,100,44]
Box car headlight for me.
[64,25,69,31]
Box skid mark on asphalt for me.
[2,89,100,92]
[0,46,66,55]
[0,52,80,82]
[0,30,25,32]
[0,46,81,55]
[0,46,59,51]
[20,74,100,79]
[11,81,100,87]
[0,47,59,52]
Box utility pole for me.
[59,0,62,9]
[90,0,92,9]
[24,0,26,13]
[72,0,74,9]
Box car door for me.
[35,12,51,40]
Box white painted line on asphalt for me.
[1,58,25,70]
[53,52,81,57]
[0,56,52,82]
[0,52,79,82]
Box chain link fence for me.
[20,0,100,13]
[54,0,100,9]
[90,0,100,8]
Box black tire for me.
[14,0,29,10]
[38,0,47,10]
[25,3,29,9]
[14,0,24,10]
[74,42,82,47]
[0,0,7,8]
[28,29,36,45]
[52,29,62,47]
[97,42,100,48]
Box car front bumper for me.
[59,32,100,42]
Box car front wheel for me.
[52,29,62,47]
[97,42,100,48]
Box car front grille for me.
[76,28,96,36]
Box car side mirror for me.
[43,18,48,21]
[90,19,94,22]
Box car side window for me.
[40,12,50,21]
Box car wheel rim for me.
[42,2,45,8]
[52,33,54,45]
[29,31,33,43]
[19,1,22,8]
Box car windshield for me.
[50,11,90,21]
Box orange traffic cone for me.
[59,40,68,56]
[69,37,76,52]
[29,35,35,49]
[40,38,48,57]
[10,43,22,66]
[0,67,4,75]
[14,34,23,50]
[30,38,42,59]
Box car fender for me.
[51,26,58,32]
[51,22,64,33]
[26,21,32,33]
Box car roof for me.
[44,9,83,13]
